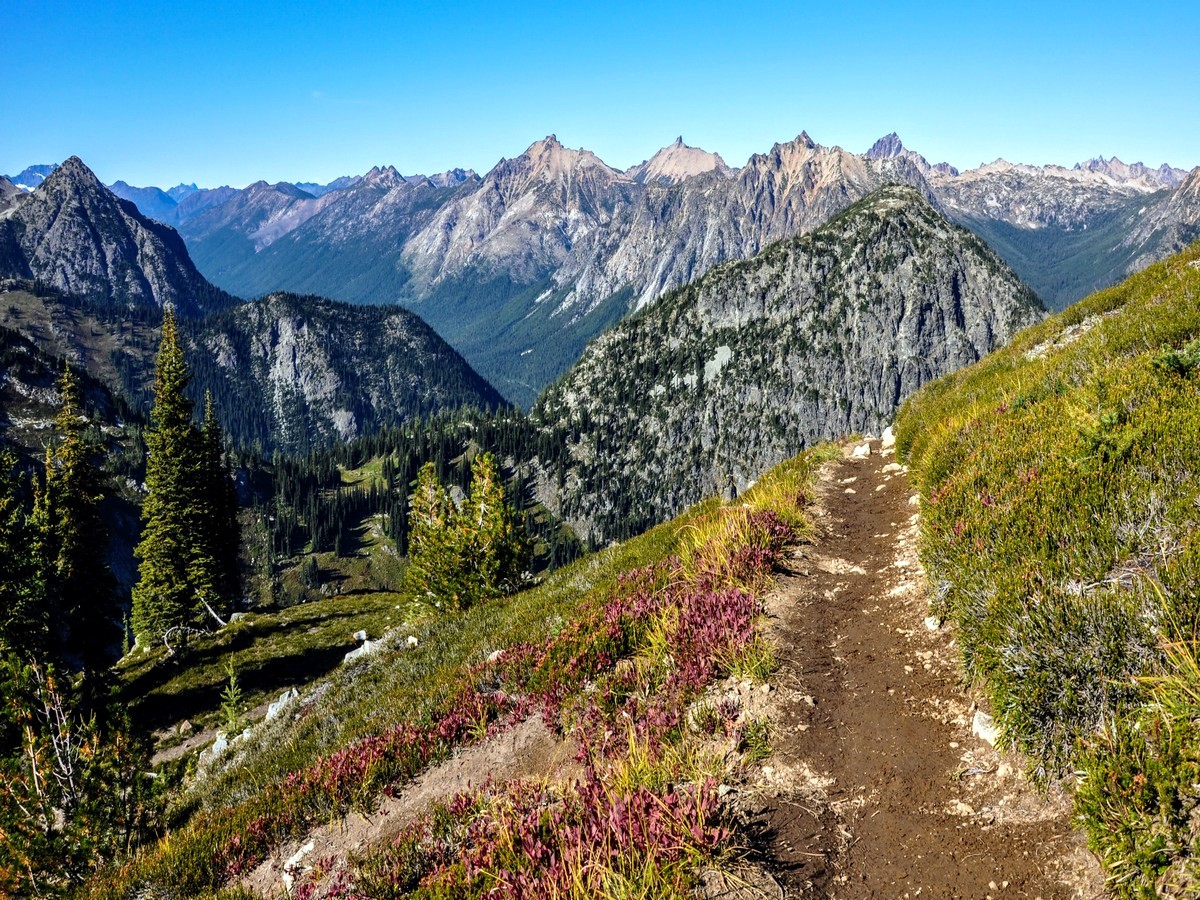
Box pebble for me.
[973,710,999,746]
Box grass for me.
[895,242,1200,894]
[117,593,424,739]
[87,448,822,898]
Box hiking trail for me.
[747,438,1105,899]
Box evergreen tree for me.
[459,452,528,602]
[199,391,240,610]
[32,365,118,678]
[403,453,528,610]
[132,309,237,646]
[404,461,461,605]
[0,450,44,658]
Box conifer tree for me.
[32,365,117,677]
[0,450,44,657]
[132,309,237,646]
[198,391,239,610]
[460,452,528,601]
[403,454,527,609]
[404,461,461,605]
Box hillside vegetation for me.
[87,448,826,897]
[896,243,1200,894]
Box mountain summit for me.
[0,157,234,316]
[627,137,733,184]
[534,184,1044,540]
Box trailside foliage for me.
[895,243,1200,894]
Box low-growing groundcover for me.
[86,452,822,897]
[896,243,1200,895]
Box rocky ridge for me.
[533,185,1045,542]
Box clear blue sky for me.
[3,0,1197,188]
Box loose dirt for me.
[750,440,1106,899]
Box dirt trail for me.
[753,440,1104,899]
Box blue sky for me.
[3,0,1197,188]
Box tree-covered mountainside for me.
[895,243,1200,894]
[0,283,507,456]
[532,185,1044,543]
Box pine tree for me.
[132,309,237,646]
[460,452,528,602]
[403,454,528,610]
[32,366,117,677]
[404,461,461,605]
[199,391,239,612]
[0,450,44,658]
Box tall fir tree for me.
[200,391,240,606]
[403,453,527,610]
[459,452,528,602]
[0,450,45,658]
[132,309,237,646]
[32,366,118,680]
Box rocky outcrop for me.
[1120,166,1200,272]
[0,158,235,317]
[533,185,1045,542]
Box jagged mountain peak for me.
[628,136,732,185]
[1073,155,1188,189]
[359,165,410,191]
[867,132,905,159]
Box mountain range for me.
[12,132,1189,406]
[0,159,505,453]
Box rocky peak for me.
[866,132,905,159]
[361,165,405,190]
[0,155,233,317]
[627,136,732,185]
[0,175,20,211]
[1073,155,1188,189]
[45,156,106,193]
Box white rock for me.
[882,462,903,474]
[924,615,941,631]
[881,426,896,449]
[266,687,300,721]
[407,635,419,648]
[851,442,871,459]
[282,839,316,893]
[353,629,368,642]
[972,710,999,745]
[343,639,379,664]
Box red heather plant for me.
[89,461,806,897]
[346,774,729,899]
